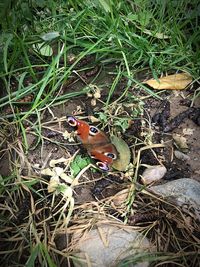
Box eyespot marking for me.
[89,126,99,136]
[67,116,77,127]
[96,162,110,171]
[105,152,117,160]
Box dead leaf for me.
[62,186,73,199]
[111,189,129,208]
[173,133,188,150]
[48,176,60,193]
[91,98,97,106]
[145,73,192,90]
[49,157,68,167]
[63,131,75,142]
[87,84,101,107]
[41,167,74,193]
[182,128,194,136]
[111,136,131,171]
[93,89,101,99]
[41,168,54,176]
[88,115,100,123]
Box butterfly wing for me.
[67,116,117,171]
[67,116,90,143]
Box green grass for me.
[0,1,199,115]
[0,0,200,266]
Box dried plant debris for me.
[173,133,188,151]
[128,190,200,266]
[63,187,200,267]
[128,210,162,225]
[145,72,192,90]
[92,175,125,199]
[163,108,195,132]
[1,55,199,267]
[153,103,200,132]
[188,107,200,126]
[152,100,170,130]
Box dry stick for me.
[126,144,166,215]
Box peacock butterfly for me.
[67,116,118,171]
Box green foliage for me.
[113,118,130,132]
[70,155,91,176]
[0,0,199,118]
[98,112,108,123]
[25,243,56,267]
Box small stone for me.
[141,165,167,185]
[174,150,190,161]
[72,224,151,267]
[150,178,200,216]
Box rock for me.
[150,178,200,213]
[174,150,190,161]
[141,165,167,185]
[72,224,151,267]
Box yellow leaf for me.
[145,72,192,90]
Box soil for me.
[1,65,200,199]
[1,59,200,266]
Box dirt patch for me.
[0,64,199,267]
[1,69,199,197]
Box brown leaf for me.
[111,189,129,208]
[145,72,192,90]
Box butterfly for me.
[67,116,118,171]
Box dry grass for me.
[0,99,199,266]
